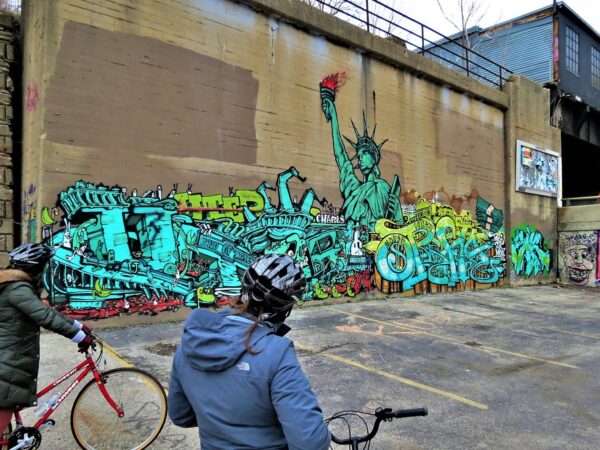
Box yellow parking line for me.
[103,342,135,368]
[296,343,488,410]
[102,341,169,394]
[324,307,579,369]
[432,306,600,341]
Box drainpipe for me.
[552,0,559,84]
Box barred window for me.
[592,46,600,89]
[565,26,579,75]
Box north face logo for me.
[237,362,250,371]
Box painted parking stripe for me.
[103,341,170,394]
[296,343,488,410]
[431,305,600,341]
[103,342,135,368]
[469,301,600,322]
[324,307,579,369]
[103,335,487,409]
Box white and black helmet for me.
[9,243,54,273]
[242,253,306,320]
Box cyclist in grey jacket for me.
[168,254,331,450]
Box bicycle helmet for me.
[242,253,306,322]
[9,243,54,273]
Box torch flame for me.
[320,71,347,92]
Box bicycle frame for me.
[0,351,124,446]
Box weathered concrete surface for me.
[22,0,507,241]
[559,204,600,231]
[503,76,562,286]
[31,285,600,449]
[241,0,509,109]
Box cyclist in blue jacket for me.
[168,253,331,450]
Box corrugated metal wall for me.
[477,17,554,84]
[426,17,554,86]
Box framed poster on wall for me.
[515,140,561,198]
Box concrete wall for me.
[557,204,600,287]
[503,76,561,285]
[19,0,557,318]
[0,14,17,267]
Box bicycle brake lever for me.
[375,407,393,421]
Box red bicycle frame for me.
[0,352,123,445]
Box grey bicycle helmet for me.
[9,243,54,273]
[242,253,306,321]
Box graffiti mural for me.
[317,72,504,295]
[510,224,552,278]
[23,184,37,243]
[558,231,598,287]
[38,73,509,318]
[320,72,403,228]
[364,198,505,294]
[42,168,374,318]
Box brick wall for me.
[0,13,17,266]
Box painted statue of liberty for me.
[320,73,403,228]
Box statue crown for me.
[343,111,388,164]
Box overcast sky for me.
[400,0,600,37]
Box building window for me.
[565,26,579,75]
[593,46,600,89]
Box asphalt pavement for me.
[33,285,600,449]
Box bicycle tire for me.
[70,368,167,450]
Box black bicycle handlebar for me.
[389,407,428,419]
[329,407,428,447]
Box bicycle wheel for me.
[70,368,167,450]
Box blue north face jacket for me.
[167,308,331,450]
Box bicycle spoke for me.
[71,368,167,450]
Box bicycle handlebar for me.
[329,407,428,446]
[389,407,428,418]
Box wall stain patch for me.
[45,21,258,165]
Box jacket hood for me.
[181,308,274,372]
[0,269,32,284]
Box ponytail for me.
[234,301,264,355]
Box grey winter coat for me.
[0,269,79,408]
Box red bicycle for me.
[0,334,167,450]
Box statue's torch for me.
[320,72,346,103]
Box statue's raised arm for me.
[320,73,359,197]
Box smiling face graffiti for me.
[564,244,594,285]
[559,232,598,287]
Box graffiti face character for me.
[564,244,594,285]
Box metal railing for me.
[308,0,512,88]
[562,196,600,206]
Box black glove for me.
[78,335,95,353]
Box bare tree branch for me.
[302,0,358,17]
[436,0,490,49]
